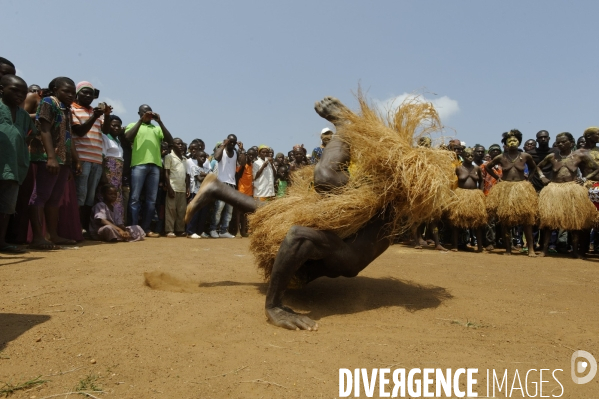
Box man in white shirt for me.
[253,145,276,199]
[209,134,246,238]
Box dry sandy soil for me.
[1,238,599,398]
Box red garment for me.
[481,163,502,196]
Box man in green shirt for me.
[125,104,173,235]
[0,75,35,253]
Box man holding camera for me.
[72,81,112,230]
[209,134,246,238]
[125,104,173,236]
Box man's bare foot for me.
[435,244,448,251]
[450,248,458,252]
[413,245,423,249]
[28,239,60,251]
[503,252,512,256]
[185,173,218,224]
[314,96,350,127]
[528,252,538,258]
[49,236,76,245]
[485,245,494,251]
[266,306,318,331]
[538,252,547,257]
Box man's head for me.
[293,144,306,161]
[449,139,463,156]
[28,84,41,94]
[577,136,586,149]
[226,134,237,151]
[188,143,199,159]
[258,145,269,160]
[246,148,258,164]
[172,138,184,155]
[160,141,170,157]
[536,130,550,148]
[488,144,502,159]
[524,139,536,152]
[473,145,485,162]
[48,77,76,106]
[0,75,28,107]
[583,127,599,145]
[321,128,334,146]
[0,57,16,80]
[75,81,97,107]
[138,104,153,119]
[196,150,208,165]
[555,132,574,153]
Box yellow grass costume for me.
[486,181,538,226]
[249,94,457,281]
[538,182,596,230]
[447,188,488,228]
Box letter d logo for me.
[571,350,598,384]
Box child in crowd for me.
[164,138,190,237]
[186,150,211,238]
[29,77,82,250]
[275,166,289,198]
[0,75,35,253]
[89,184,145,242]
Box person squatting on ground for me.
[209,134,246,238]
[89,184,145,242]
[164,138,190,237]
[185,94,456,330]
[485,129,538,256]
[447,147,487,252]
[536,132,599,258]
[0,75,35,254]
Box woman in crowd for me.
[485,129,538,256]
[100,114,126,225]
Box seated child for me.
[90,184,145,242]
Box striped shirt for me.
[71,103,103,164]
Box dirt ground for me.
[1,238,599,398]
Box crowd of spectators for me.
[2,55,599,257]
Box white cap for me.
[321,128,333,135]
[460,141,466,147]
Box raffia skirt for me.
[486,180,538,226]
[538,182,596,230]
[447,188,488,228]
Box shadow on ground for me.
[284,276,452,320]
[143,271,452,321]
[0,313,51,351]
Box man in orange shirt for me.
[231,147,257,237]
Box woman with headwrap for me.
[485,129,538,256]
[99,114,126,225]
